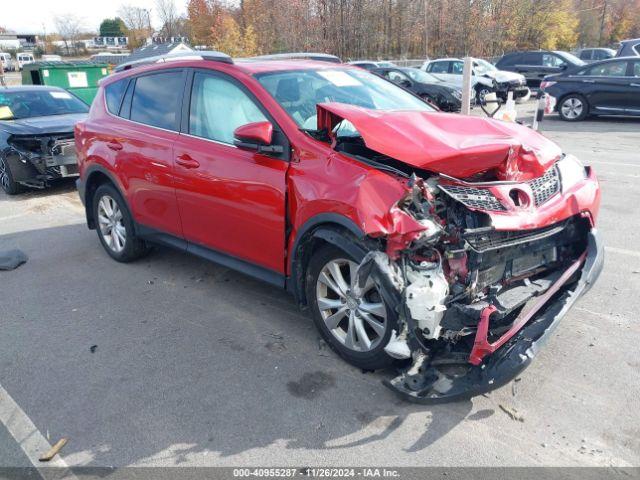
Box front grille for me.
[439,185,506,211]
[464,221,566,253]
[527,165,560,207]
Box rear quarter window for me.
[130,71,184,131]
[104,79,128,115]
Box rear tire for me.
[558,94,588,121]
[0,157,22,195]
[305,244,397,370]
[92,183,148,262]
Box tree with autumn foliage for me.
[185,0,640,60]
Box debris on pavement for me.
[89,345,97,353]
[499,404,525,422]
[39,438,68,462]
[0,249,28,271]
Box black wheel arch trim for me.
[287,213,368,305]
[80,165,128,230]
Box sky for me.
[3,0,187,34]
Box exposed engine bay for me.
[320,107,602,402]
[2,133,78,188]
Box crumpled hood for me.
[482,69,526,84]
[1,113,86,136]
[317,103,562,180]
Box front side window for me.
[522,52,543,65]
[584,61,628,77]
[385,70,411,84]
[428,62,449,73]
[451,61,464,74]
[130,71,184,131]
[189,72,267,144]
[633,62,640,77]
[256,67,433,130]
[543,54,565,68]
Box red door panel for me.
[112,120,183,237]
[173,136,287,273]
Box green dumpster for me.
[21,61,109,105]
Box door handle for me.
[107,140,123,151]
[582,79,596,83]
[176,154,200,169]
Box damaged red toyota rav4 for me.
[75,52,603,403]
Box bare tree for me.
[155,0,178,39]
[54,14,84,55]
[119,5,152,48]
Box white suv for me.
[422,57,530,103]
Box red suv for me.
[75,52,603,403]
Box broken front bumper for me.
[385,229,604,404]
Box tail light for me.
[540,81,556,91]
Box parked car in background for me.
[0,53,13,71]
[616,38,640,57]
[540,57,640,121]
[0,86,88,194]
[348,60,398,71]
[372,66,462,111]
[575,47,616,63]
[495,50,585,89]
[16,52,35,70]
[421,57,529,102]
[74,52,602,402]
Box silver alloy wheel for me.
[316,258,387,352]
[97,195,126,253]
[561,97,583,119]
[0,158,10,191]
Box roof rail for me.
[115,50,233,72]
[244,52,342,63]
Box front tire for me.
[93,183,148,262]
[306,245,397,370]
[0,157,22,195]
[475,85,493,104]
[558,94,588,121]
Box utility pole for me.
[598,1,607,47]
[424,0,429,59]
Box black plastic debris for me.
[0,249,28,271]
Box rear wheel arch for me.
[288,214,373,307]
[84,167,127,230]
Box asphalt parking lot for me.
[1,104,639,470]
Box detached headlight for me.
[557,154,587,191]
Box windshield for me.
[255,67,433,130]
[405,68,441,83]
[0,90,88,120]
[555,51,585,66]
[473,59,497,74]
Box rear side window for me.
[633,62,640,77]
[583,61,628,77]
[104,79,128,115]
[130,71,184,131]
[497,54,520,67]
[579,50,592,60]
[521,52,543,65]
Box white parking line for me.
[606,246,640,259]
[0,382,77,479]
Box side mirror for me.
[398,79,412,88]
[233,121,283,154]
[560,64,568,70]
